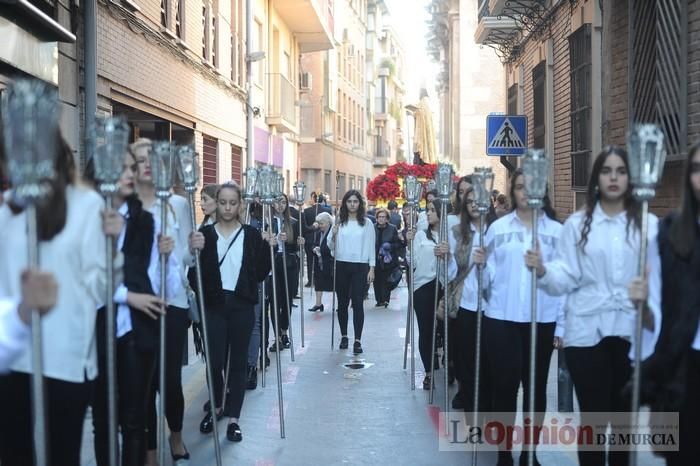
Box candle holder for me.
[175,144,198,193]
[151,141,175,200]
[522,149,549,209]
[243,167,259,202]
[434,163,453,202]
[472,167,495,214]
[293,180,307,347]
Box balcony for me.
[266,73,298,134]
[475,0,517,45]
[272,0,334,53]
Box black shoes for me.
[304,281,312,287]
[307,304,324,312]
[422,376,432,390]
[199,410,223,434]
[246,365,257,390]
[202,400,210,412]
[226,422,243,442]
[270,334,291,352]
[339,336,349,349]
[518,453,540,466]
[353,341,363,354]
[451,392,466,410]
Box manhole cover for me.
[341,361,375,370]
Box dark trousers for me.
[565,337,632,466]
[305,239,315,281]
[483,316,555,454]
[0,372,91,466]
[373,266,391,304]
[206,291,255,418]
[146,306,189,450]
[413,280,442,372]
[667,349,700,466]
[453,309,492,414]
[335,261,369,340]
[270,254,298,332]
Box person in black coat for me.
[302,194,331,286]
[188,183,273,443]
[308,212,334,312]
[373,207,401,307]
[635,143,700,466]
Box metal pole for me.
[528,209,539,466]
[331,227,337,350]
[471,213,485,466]
[104,195,118,466]
[261,259,267,388]
[186,194,223,466]
[442,201,450,435]
[403,293,410,370]
[245,0,253,169]
[266,204,286,438]
[428,257,439,404]
[281,245,295,362]
[298,209,305,347]
[630,201,649,466]
[158,204,168,466]
[27,204,48,466]
[409,205,416,390]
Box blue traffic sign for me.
[486,115,528,156]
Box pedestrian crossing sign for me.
[486,115,528,156]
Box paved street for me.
[80,281,665,466]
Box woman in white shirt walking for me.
[328,189,376,354]
[527,146,659,466]
[481,169,563,466]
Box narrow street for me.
[80,281,665,466]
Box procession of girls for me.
[1,107,699,466]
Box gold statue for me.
[411,88,437,165]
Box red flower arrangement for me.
[366,162,439,202]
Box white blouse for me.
[0,186,109,382]
[538,204,661,356]
[0,299,27,374]
[412,229,440,290]
[327,219,376,267]
[484,210,564,325]
[217,225,245,292]
[447,223,492,313]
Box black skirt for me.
[313,253,334,292]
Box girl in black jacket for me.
[189,183,273,443]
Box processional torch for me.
[94,116,130,466]
[470,166,494,466]
[293,181,307,348]
[627,124,666,466]
[260,165,286,438]
[175,145,223,466]
[276,172,295,362]
[151,141,175,466]
[522,149,549,466]
[402,175,422,390]
[2,79,60,466]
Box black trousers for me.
[335,261,369,340]
[453,309,492,414]
[565,337,632,466]
[413,280,442,373]
[666,348,700,466]
[483,316,555,454]
[0,371,91,466]
[206,291,255,418]
[146,306,189,449]
[373,266,391,304]
[304,238,315,281]
[267,254,299,333]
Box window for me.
[161,0,169,28]
[175,0,184,38]
[212,15,217,67]
[569,24,592,191]
[202,135,218,184]
[324,170,331,194]
[349,175,356,190]
[231,144,242,183]
[532,61,546,149]
[254,19,263,84]
[202,4,209,59]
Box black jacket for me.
[374,223,400,270]
[121,196,158,351]
[640,214,700,408]
[189,224,271,308]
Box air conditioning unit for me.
[300,72,312,91]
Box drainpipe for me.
[246,0,253,168]
[84,0,97,144]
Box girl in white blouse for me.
[480,169,563,466]
[327,189,376,355]
[526,146,659,466]
[0,135,122,465]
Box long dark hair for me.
[456,187,476,246]
[668,142,700,258]
[274,193,295,244]
[508,168,557,221]
[338,189,366,226]
[578,146,641,252]
[201,183,219,225]
[3,131,74,241]
[452,175,473,216]
[425,198,446,243]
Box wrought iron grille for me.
[569,24,591,190]
[630,0,687,159]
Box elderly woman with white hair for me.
[308,211,334,312]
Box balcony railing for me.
[478,0,490,20]
[267,73,297,132]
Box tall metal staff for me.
[470,167,494,466]
[94,117,131,466]
[522,149,549,466]
[243,168,266,388]
[435,163,453,432]
[402,176,422,389]
[626,124,666,466]
[331,172,341,349]
[276,173,295,362]
[293,181,307,347]
[2,79,59,466]
[260,166,286,438]
[151,142,175,466]
[175,146,223,466]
